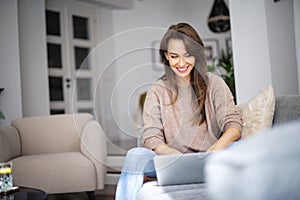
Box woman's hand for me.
[207,127,241,152]
[154,144,182,155]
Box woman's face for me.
[165,39,195,83]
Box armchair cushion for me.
[11,114,93,155]
[11,152,96,194]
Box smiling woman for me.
[115,22,242,200]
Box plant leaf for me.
[0,111,5,119]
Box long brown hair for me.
[159,22,208,123]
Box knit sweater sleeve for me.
[208,73,242,133]
[142,82,166,150]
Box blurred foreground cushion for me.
[205,121,300,200]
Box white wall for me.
[0,0,23,126]
[18,0,50,117]
[265,0,298,96]
[230,0,298,104]
[94,7,120,146]
[230,0,272,104]
[294,0,300,93]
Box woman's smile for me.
[176,66,189,73]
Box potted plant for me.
[208,50,236,103]
[0,111,4,119]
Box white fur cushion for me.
[237,86,275,139]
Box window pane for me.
[46,10,60,36]
[73,15,89,39]
[75,47,90,70]
[50,109,65,115]
[47,43,62,68]
[76,78,91,100]
[49,77,64,101]
[78,108,93,115]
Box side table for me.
[0,186,47,200]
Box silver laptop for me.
[153,152,210,186]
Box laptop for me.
[153,152,210,186]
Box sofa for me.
[136,95,300,200]
[0,113,107,198]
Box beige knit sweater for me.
[142,72,242,153]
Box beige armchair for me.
[0,113,107,198]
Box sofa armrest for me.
[80,120,107,190]
[0,126,21,162]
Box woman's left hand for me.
[207,127,241,152]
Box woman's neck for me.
[176,76,190,86]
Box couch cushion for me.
[11,152,96,194]
[205,121,300,200]
[237,86,275,138]
[137,181,210,200]
[11,114,93,155]
[273,96,300,125]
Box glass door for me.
[46,1,96,115]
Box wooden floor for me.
[47,185,116,200]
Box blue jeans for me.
[115,143,240,200]
[115,147,157,200]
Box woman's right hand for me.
[154,144,182,155]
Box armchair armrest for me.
[0,126,21,162]
[80,120,107,190]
